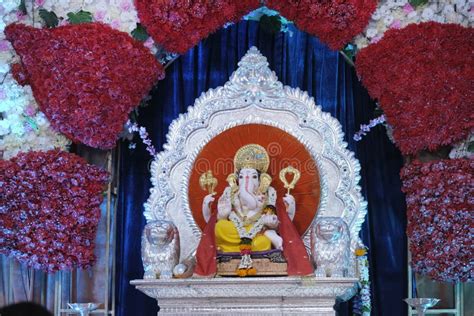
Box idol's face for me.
[238,168,259,194]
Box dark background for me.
[116,20,407,315]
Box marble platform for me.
[131,276,357,315]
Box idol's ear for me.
[258,173,272,194]
[226,173,238,194]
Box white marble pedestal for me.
[131,277,357,315]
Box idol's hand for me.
[283,194,296,221]
[262,214,279,229]
[202,193,215,223]
[217,188,232,220]
[255,193,266,210]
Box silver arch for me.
[144,47,367,260]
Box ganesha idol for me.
[194,144,313,277]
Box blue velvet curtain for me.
[116,20,407,315]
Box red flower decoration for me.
[266,0,377,50]
[0,150,109,272]
[135,0,260,54]
[356,22,474,155]
[5,23,164,149]
[401,158,473,282]
[11,63,29,86]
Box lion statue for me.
[141,220,180,279]
[311,217,351,278]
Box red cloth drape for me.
[194,214,218,276]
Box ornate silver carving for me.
[311,217,351,278]
[141,220,180,279]
[144,46,367,264]
[131,277,357,315]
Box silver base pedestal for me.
[131,277,357,315]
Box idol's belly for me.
[214,219,271,253]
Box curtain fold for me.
[116,20,407,316]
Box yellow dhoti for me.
[215,219,272,253]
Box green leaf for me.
[22,115,39,131]
[467,141,474,152]
[409,0,429,8]
[342,44,355,60]
[259,14,282,34]
[131,23,149,42]
[362,306,371,312]
[18,0,27,15]
[39,9,59,28]
[66,10,93,24]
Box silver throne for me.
[131,47,367,315]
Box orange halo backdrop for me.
[188,124,321,236]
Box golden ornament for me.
[279,166,301,194]
[199,170,218,194]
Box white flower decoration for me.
[353,0,473,50]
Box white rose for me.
[407,11,418,19]
[10,121,25,136]
[366,28,378,38]
[430,3,440,12]
[2,1,19,12]
[0,63,10,76]
[379,4,389,16]
[383,15,394,26]
[0,119,10,136]
[385,0,396,9]
[433,15,446,23]
[371,10,383,21]
[394,0,408,6]
[442,4,455,14]
[354,36,369,50]
[421,8,435,20]
[35,112,49,126]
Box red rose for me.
[5,23,164,149]
[0,150,109,272]
[266,0,377,50]
[400,158,473,282]
[356,22,474,155]
[135,0,260,54]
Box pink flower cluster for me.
[266,0,378,50]
[125,120,156,156]
[353,114,386,141]
[0,150,109,272]
[356,22,474,155]
[401,158,473,282]
[135,0,260,54]
[5,23,164,149]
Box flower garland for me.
[0,150,109,272]
[5,22,164,149]
[135,0,260,54]
[356,22,474,155]
[265,0,378,50]
[400,158,473,282]
[229,211,266,277]
[353,247,371,316]
[353,0,474,50]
